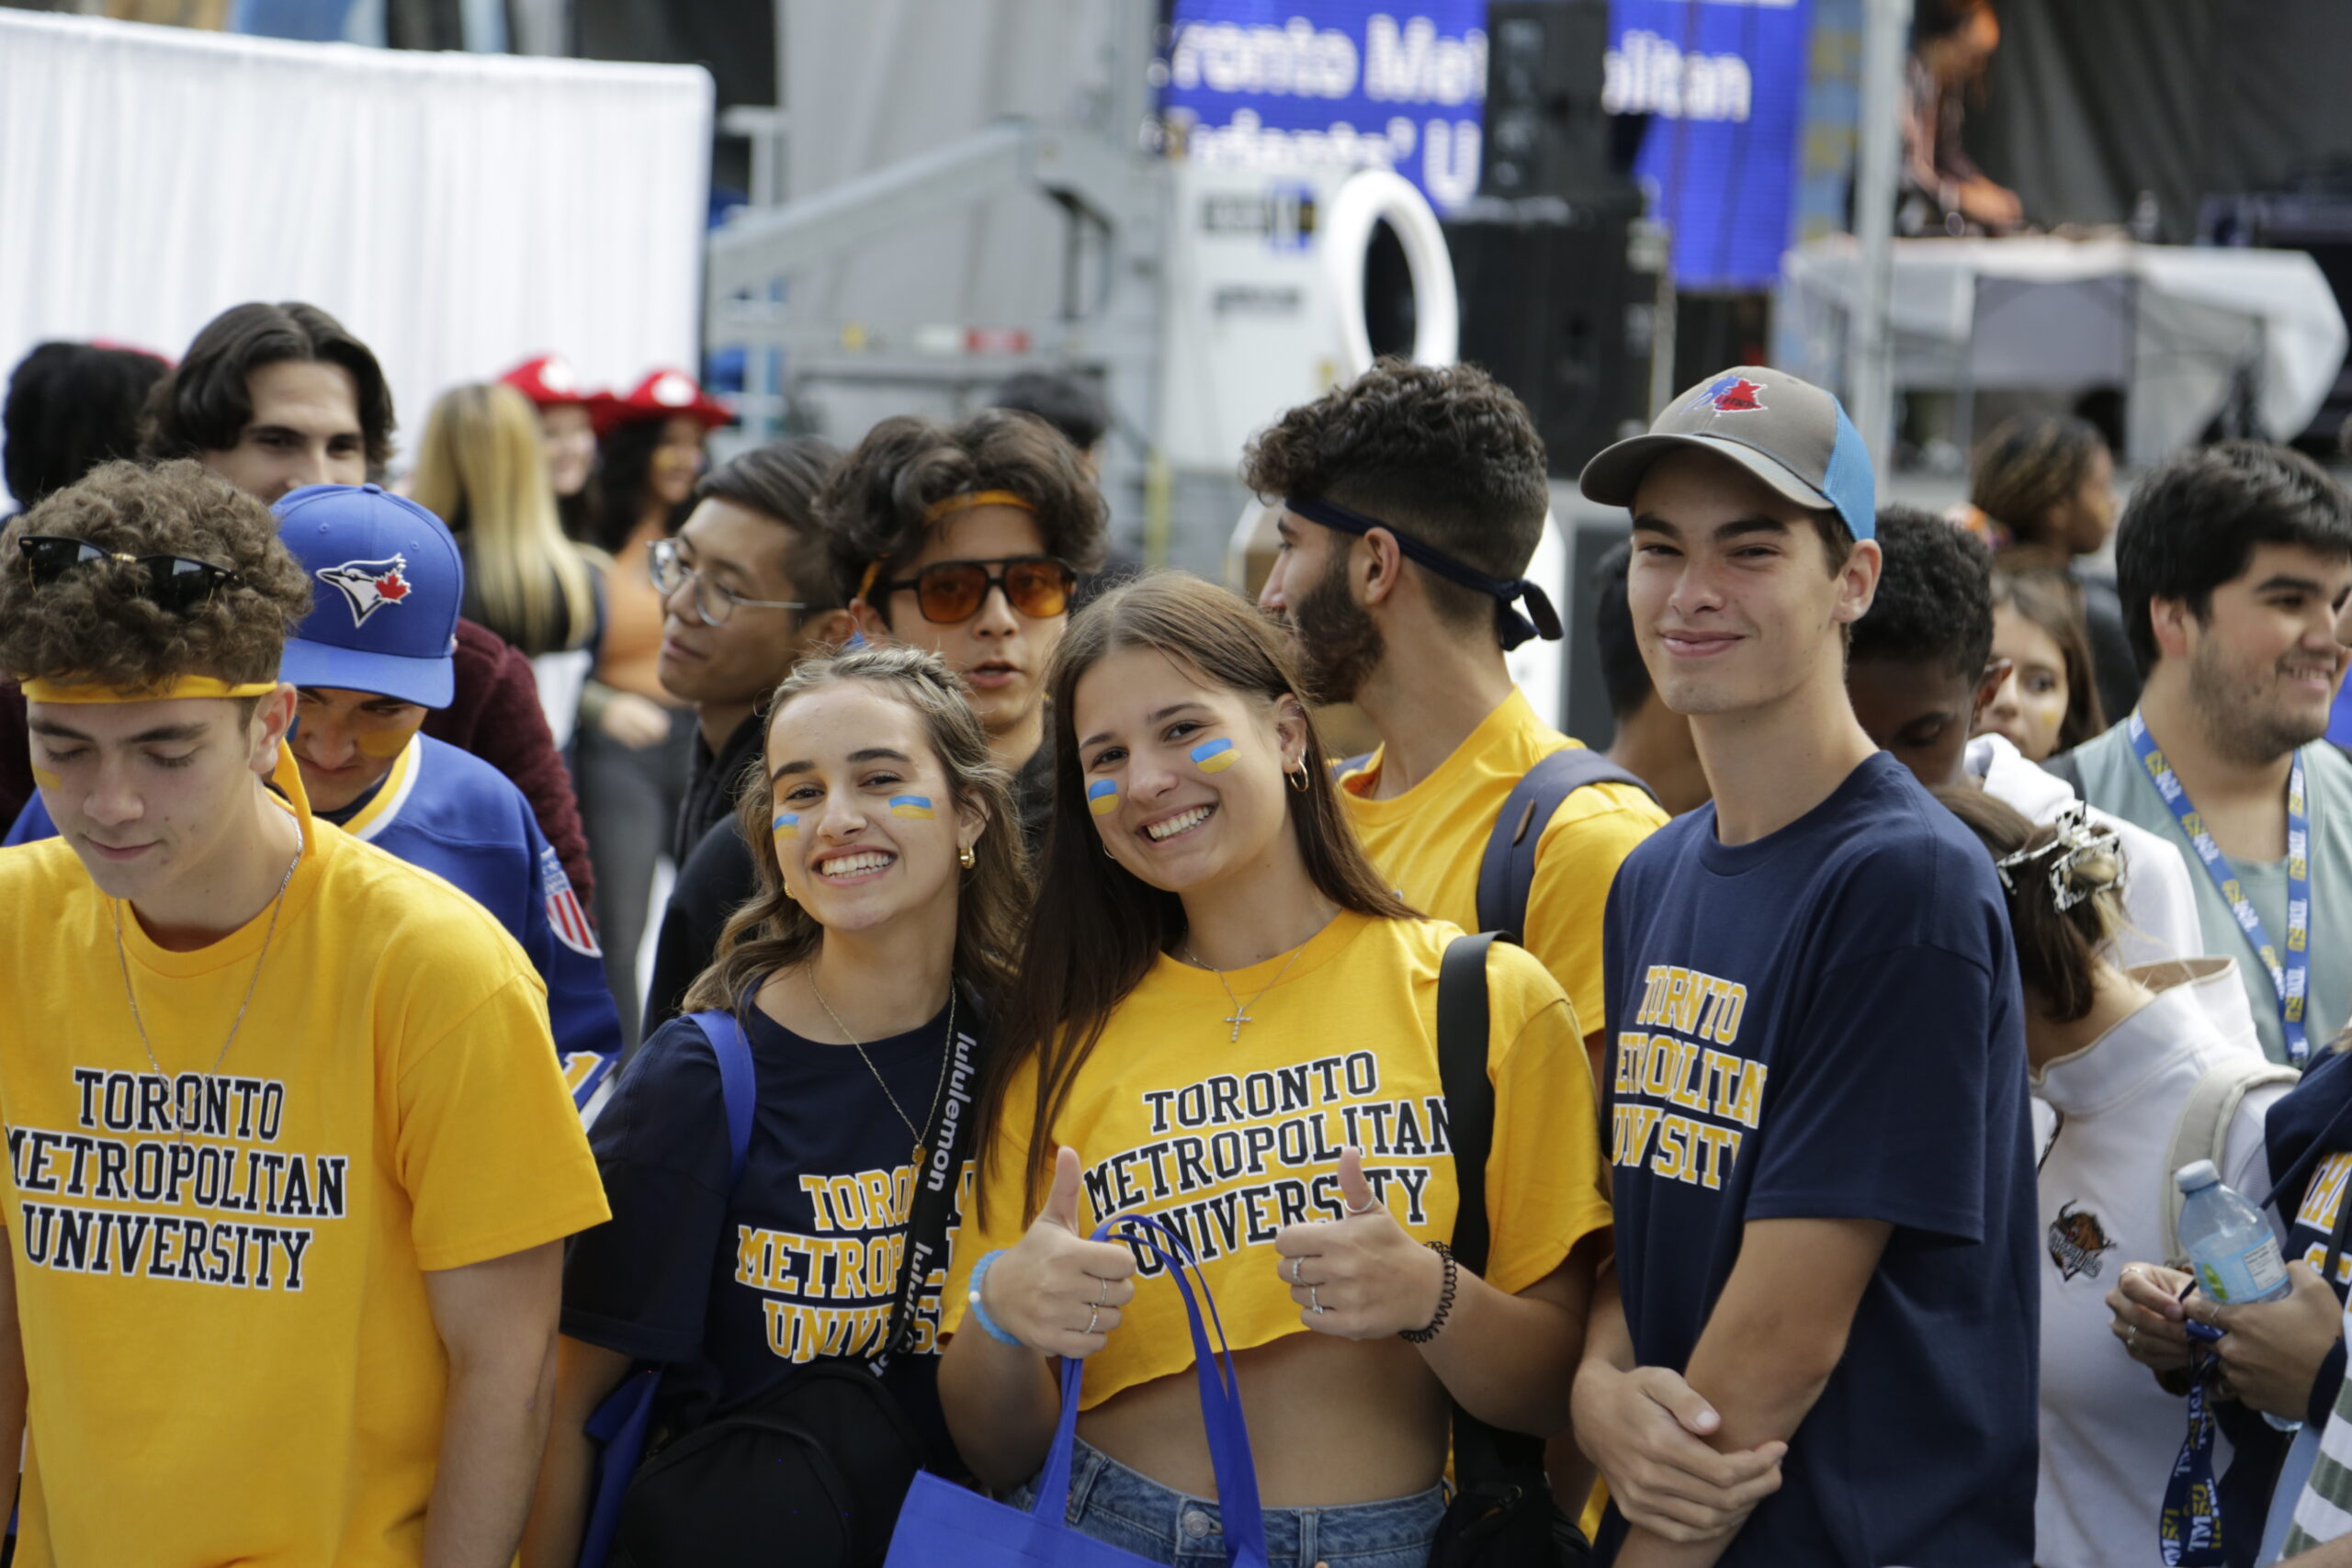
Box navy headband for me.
[1285,494,1561,651]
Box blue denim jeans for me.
[1011,1437,1446,1567]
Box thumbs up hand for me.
[1272,1147,1447,1342]
[981,1146,1139,1359]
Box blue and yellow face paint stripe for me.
[1087,778,1121,817]
[1190,738,1238,774]
[888,795,938,819]
[772,811,800,843]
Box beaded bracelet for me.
[1399,1241,1457,1344]
[966,1248,1025,1347]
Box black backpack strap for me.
[1435,932,1545,1482]
[1476,748,1657,940]
[879,986,985,1369]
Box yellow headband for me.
[20,675,282,705]
[856,491,1039,602]
[922,490,1035,525]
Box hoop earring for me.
[958,844,977,870]
[1288,762,1312,792]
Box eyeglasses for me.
[649,536,808,627]
[17,535,242,615]
[881,557,1077,625]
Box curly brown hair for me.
[1240,357,1552,637]
[0,459,311,692]
[818,409,1108,609]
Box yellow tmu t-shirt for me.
[943,911,1611,1412]
[1340,689,1667,1041]
[0,773,611,1566]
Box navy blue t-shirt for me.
[561,998,978,1466]
[1598,752,2038,1566]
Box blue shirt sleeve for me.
[1743,944,2003,1245]
[5,793,56,847]
[562,1018,732,1362]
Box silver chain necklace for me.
[808,968,959,1162]
[1182,939,1311,1043]
[113,845,302,1146]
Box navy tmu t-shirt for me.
[561,998,978,1466]
[1598,753,2039,1566]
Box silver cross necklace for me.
[1182,940,1310,1043]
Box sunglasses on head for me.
[17,535,242,615]
[882,556,1077,625]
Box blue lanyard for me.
[2159,1345,2228,1565]
[2129,711,2312,1066]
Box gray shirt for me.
[2072,719,2350,1065]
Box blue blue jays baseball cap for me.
[1578,366,1877,544]
[272,484,461,708]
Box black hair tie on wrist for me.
[1400,1240,1458,1344]
[1283,494,1563,652]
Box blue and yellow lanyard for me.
[2130,710,2312,1066]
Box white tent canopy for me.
[0,12,713,503]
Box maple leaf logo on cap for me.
[316,556,413,626]
[1697,374,1767,413]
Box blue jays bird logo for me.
[1695,375,1766,414]
[316,556,414,626]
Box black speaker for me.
[1445,209,1660,478]
[1481,0,1635,208]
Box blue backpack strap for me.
[1330,751,1374,779]
[1475,746,1657,940]
[685,1009,757,1186]
[577,1009,757,1568]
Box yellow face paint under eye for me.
[772,812,800,842]
[30,765,61,792]
[354,720,421,760]
[1087,778,1121,817]
[888,795,937,819]
[1190,738,1238,774]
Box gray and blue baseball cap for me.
[1578,366,1876,543]
[272,483,461,708]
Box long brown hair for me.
[977,571,1416,1224]
[1971,412,2106,558]
[1991,566,2106,750]
[1934,786,2120,1022]
[681,644,1027,1021]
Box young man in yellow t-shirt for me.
[0,461,611,1566]
[1250,361,1668,1060]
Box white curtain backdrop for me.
[0,12,712,503]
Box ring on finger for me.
[2127,1324,2139,1349]
[1290,1257,1305,1285]
[1094,1276,1111,1308]
[1309,1283,1325,1315]
[1085,1303,1101,1335]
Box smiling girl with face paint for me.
[937,573,1611,1568]
[526,645,1029,1564]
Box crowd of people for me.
[0,295,2348,1568]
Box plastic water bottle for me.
[2177,1160,2290,1304]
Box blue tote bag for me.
[575,1010,757,1568]
[885,1213,1269,1568]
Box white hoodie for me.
[1969,732,2207,968]
[2034,959,2288,1568]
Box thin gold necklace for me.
[1182,938,1311,1043]
[808,968,958,1160]
[114,844,302,1147]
